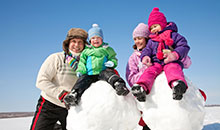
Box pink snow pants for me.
[137,62,187,93]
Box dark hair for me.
[132,38,149,50]
[63,36,88,54]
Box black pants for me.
[73,74,99,99]
[73,68,125,101]
[30,96,68,130]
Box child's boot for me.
[131,84,147,102]
[99,69,129,96]
[172,80,187,100]
[114,81,129,96]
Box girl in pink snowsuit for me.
[131,7,190,101]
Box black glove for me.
[59,90,78,109]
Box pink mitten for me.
[142,56,152,67]
[181,56,192,69]
[164,51,179,64]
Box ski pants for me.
[137,62,187,93]
[73,68,125,101]
[30,96,68,130]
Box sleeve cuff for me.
[172,51,179,60]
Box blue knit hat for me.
[88,24,103,40]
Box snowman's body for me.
[67,72,205,130]
[138,72,205,130]
[67,80,141,130]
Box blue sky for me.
[0,0,220,112]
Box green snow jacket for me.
[77,42,118,75]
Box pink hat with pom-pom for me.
[148,7,167,31]
[132,23,150,39]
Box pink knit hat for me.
[132,23,150,39]
[148,7,167,31]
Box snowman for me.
[66,80,141,130]
[66,72,205,130]
[135,72,206,130]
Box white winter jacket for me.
[36,52,79,108]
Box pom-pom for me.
[92,23,99,28]
[152,7,159,12]
[165,39,174,46]
[157,52,164,60]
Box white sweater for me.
[36,52,78,108]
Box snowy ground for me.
[0,107,219,130]
[203,107,220,130]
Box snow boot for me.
[99,69,129,96]
[63,90,79,106]
[172,80,187,100]
[131,84,147,102]
[68,74,99,107]
[114,81,129,96]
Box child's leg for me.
[73,75,99,94]
[163,63,187,87]
[99,68,129,96]
[136,63,163,93]
[132,63,162,102]
[64,75,99,106]
[164,63,187,100]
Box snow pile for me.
[66,72,206,130]
[67,80,141,130]
[203,107,220,130]
[0,117,33,130]
[137,72,205,130]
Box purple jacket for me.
[140,22,190,68]
[126,50,148,87]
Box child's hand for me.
[142,56,152,67]
[104,61,114,68]
[76,72,82,77]
[164,51,179,64]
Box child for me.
[132,7,190,101]
[126,23,151,130]
[64,24,129,106]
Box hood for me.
[160,22,178,33]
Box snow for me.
[203,107,220,130]
[0,117,33,130]
[67,81,141,130]
[1,75,220,130]
[0,107,220,130]
[137,72,206,130]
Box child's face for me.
[90,36,103,47]
[134,37,147,50]
[150,24,162,33]
[69,38,85,53]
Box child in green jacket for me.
[64,24,129,106]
